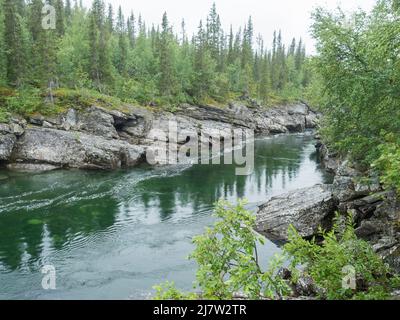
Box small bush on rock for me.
[284,214,396,300]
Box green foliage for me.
[310,1,400,166]
[155,200,290,300]
[0,109,9,123]
[372,133,400,193]
[3,87,43,115]
[52,88,127,112]
[154,202,399,300]
[284,214,394,300]
[0,1,310,111]
[190,200,267,300]
[153,282,197,300]
[0,0,6,85]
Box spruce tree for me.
[258,53,270,103]
[207,3,221,57]
[4,0,28,86]
[65,0,72,23]
[28,0,58,87]
[106,3,113,33]
[158,12,176,97]
[127,12,136,48]
[0,0,6,84]
[116,6,127,75]
[88,0,113,89]
[53,0,65,36]
[289,38,296,56]
[295,38,304,70]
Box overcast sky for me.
[81,0,377,53]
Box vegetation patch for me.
[153,200,400,300]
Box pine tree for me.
[4,0,28,86]
[227,25,234,65]
[180,19,186,44]
[116,6,127,75]
[241,17,253,68]
[0,0,7,84]
[106,3,113,33]
[65,0,72,23]
[88,0,113,89]
[0,0,310,106]
[258,53,270,103]
[295,38,304,70]
[53,0,65,36]
[158,12,176,97]
[289,38,296,56]
[206,3,221,57]
[127,12,136,48]
[192,20,216,100]
[28,0,58,87]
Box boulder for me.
[305,112,319,129]
[76,107,119,139]
[264,104,308,133]
[0,123,11,134]
[256,184,338,241]
[10,123,24,136]
[0,133,16,161]
[12,128,145,170]
[29,114,45,126]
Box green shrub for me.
[284,215,395,300]
[153,202,399,300]
[372,133,400,193]
[153,282,197,300]
[189,200,288,300]
[4,87,43,116]
[154,200,289,300]
[53,88,125,112]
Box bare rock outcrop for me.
[255,184,338,242]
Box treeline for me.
[0,0,310,107]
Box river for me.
[0,132,332,299]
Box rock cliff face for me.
[0,102,319,171]
[326,158,400,272]
[256,139,400,272]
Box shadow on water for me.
[0,133,332,299]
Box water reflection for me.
[0,133,332,298]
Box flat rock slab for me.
[256,184,338,241]
[12,128,146,170]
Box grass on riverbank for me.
[0,86,305,123]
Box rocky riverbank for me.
[256,139,400,273]
[0,101,319,171]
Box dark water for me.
[0,133,332,300]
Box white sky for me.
[81,0,377,53]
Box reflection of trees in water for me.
[0,135,318,271]
[137,135,311,220]
[0,172,119,271]
[0,198,119,271]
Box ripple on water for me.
[0,134,332,299]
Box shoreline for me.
[0,101,320,172]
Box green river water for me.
[0,132,332,299]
